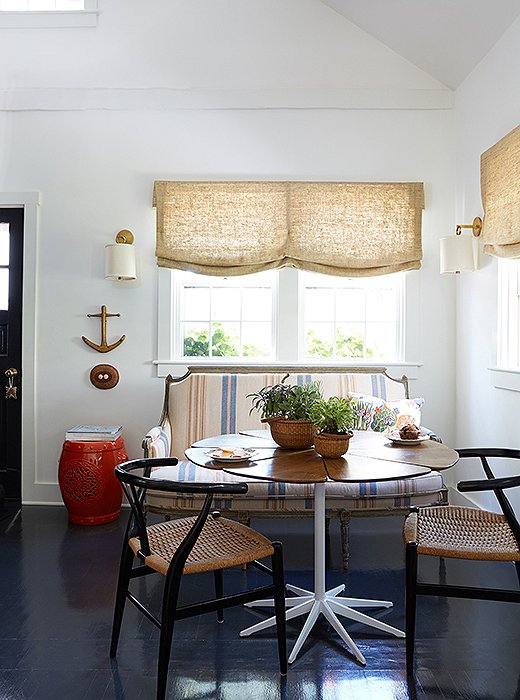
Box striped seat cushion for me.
[147,461,445,513]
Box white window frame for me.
[0,0,98,27]
[491,259,520,392]
[155,267,422,379]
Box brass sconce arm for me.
[455,217,483,237]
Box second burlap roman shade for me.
[481,123,520,259]
[153,180,424,277]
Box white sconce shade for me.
[440,235,477,273]
[105,230,137,280]
[440,217,482,274]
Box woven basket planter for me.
[263,418,315,449]
[313,431,353,459]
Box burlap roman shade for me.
[481,123,520,258]
[153,180,424,277]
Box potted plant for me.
[248,374,322,449]
[309,396,355,458]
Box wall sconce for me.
[440,216,483,274]
[105,230,137,280]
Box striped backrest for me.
[163,369,407,459]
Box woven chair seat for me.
[129,515,275,575]
[403,505,520,561]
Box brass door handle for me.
[5,367,18,399]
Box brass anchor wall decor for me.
[82,305,126,353]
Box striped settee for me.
[144,366,446,568]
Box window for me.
[497,258,520,369]
[175,271,276,360]
[0,0,97,26]
[0,223,10,311]
[0,1,83,8]
[164,268,405,366]
[301,272,403,361]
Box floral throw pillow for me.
[348,393,424,433]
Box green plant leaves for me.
[248,376,322,420]
[309,396,355,435]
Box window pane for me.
[365,288,395,323]
[304,288,334,322]
[242,287,271,321]
[242,322,271,357]
[211,287,240,321]
[0,0,29,8]
[182,323,209,357]
[0,0,85,9]
[56,0,83,8]
[0,269,9,311]
[28,0,56,9]
[175,270,276,361]
[336,324,365,358]
[182,286,210,322]
[299,270,402,362]
[336,288,365,322]
[305,323,334,357]
[0,224,9,266]
[365,323,396,359]
[497,259,520,369]
[211,322,239,357]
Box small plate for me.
[205,447,257,463]
[386,429,430,446]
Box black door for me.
[0,208,23,502]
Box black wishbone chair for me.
[110,458,287,700]
[403,448,520,676]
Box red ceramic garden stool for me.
[58,436,127,525]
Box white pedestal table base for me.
[240,482,405,664]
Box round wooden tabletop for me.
[187,429,458,485]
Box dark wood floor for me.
[0,503,519,700]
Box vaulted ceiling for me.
[320,0,520,88]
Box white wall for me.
[0,0,445,91]
[454,15,520,512]
[0,0,455,503]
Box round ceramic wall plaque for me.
[90,364,120,390]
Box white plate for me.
[205,447,257,463]
[386,430,430,446]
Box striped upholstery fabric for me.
[148,462,445,513]
[165,372,407,461]
[145,426,170,459]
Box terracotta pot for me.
[313,431,353,458]
[263,418,315,449]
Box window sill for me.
[153,359,423,380]
[489,367,520,393]
[0,10,98,28]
